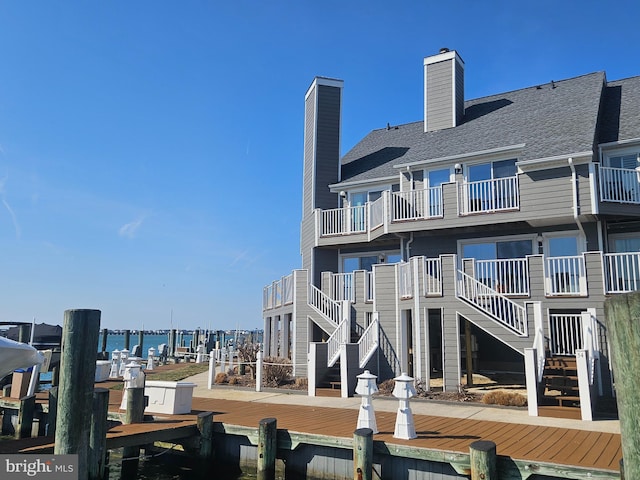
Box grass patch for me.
[110,363,209,390]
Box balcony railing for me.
[544,255,587,296]
[599,166,640,204]
[319,205,367,236]
[366,271,374,302]
[391,187,443,222]
[459,176,519,215]
[331,273,355,302]
[604,252,640,293]
[473,258,530,296]
[263,274,294,310]
[548,313,583,356]
[423,257,443,296]
[369,195,385,230]
[398,262,413,298]
[358,314,379,368]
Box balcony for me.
[459,176,519,215]
[598,165,640,204]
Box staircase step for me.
[538,405,582,420]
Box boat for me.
[0,336,44,380]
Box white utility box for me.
[144,380,196,415]
[95,360,112,382]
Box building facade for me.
[263,49,640,419]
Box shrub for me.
[295,377,308,389]
[228,376,238,385]
[377,379,395,395]
[215,372,228,384]
[482,390,527,407]
[263,356,292,386]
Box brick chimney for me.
[424,48,464,132]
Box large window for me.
[467,159,517,182]
[342,252,402,273]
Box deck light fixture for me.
[454,163,462,174]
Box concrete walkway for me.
[184,371,620,434]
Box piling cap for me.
[356,370,379,396]
[392,372,416,399]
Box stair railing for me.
[308,284,341,325]
[457,270,527,336]
[326,317,349,367]
[358,314,379,368]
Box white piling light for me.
[120,360,146,410]
[392,372,417,440]
[119,348,130,376]
[355,370,379,434]
[147,346,156,371]
[109,349,121,379]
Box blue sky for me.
[0,1,639,331]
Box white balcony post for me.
[524,348,539,417]
[576,349,593,421]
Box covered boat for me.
[0,336,44,380]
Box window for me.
[465,159,518,212]
[341,252,402,273]
[425,168,450,217]
[607,153,639,169]
[467,159,516,182]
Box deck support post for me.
[353,428,373,480]
[54,309,101,480]
[469,440,497,480]
[138,330,144,353]
[16,394,36,439]
[197,411,215,472]
[89,388,109,480]
[121,386,145,479]
[257,417,277,480]
[605,292,640,479]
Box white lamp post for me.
[392,372,417,440]
[147,346,156,371]
[355,370,379,433]
[119,360,146,410]
[109,349,121,379]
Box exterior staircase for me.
[538,356,581,419]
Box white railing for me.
[544,255,587,296]
[274,280,283,307]
[423,257,442,296]
[366,271,374,301]
[427,185,444,217]
[604,252,640,293]
[458,270,527,336]
[331,273,354,302]
[308,285,341,325]
[263,284,273,310]
[459,176,519,215]
[548,313,583,355]
[358,315,379,368]
[326,317,349,367]
[319,205,367,236]
[282,274,294,305]
[474,258,530,296]
[369,195,385,230]
[391,190,426,221]
[599,166,640,204]
[398,262,413,298]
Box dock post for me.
[256,350,263,392]
[16,394,36,439]
[18,323,31,343]
[469,440,497,480]
[353,428,373,480]
[101,328,109,356]
[124,330,131,350]
[121,387,145,478]
[197,411,215,472]
[257,417,277,480]
[606,292,640,479]
[89,388,109,480]
[207,351,215,389]
[47,386,58,437]
[138,330,144,353]
[54,309,101,480]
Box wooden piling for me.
[257,417,277,480]
[605,292,640,479]
[124,330,131,351]
[18,324,31,344]
[2,385,10,397]
[169,329,176,357]
[47,386,58,438]
[353,428,373,480]
[17,394,36,439]
[51,364,60,387]
[197,411,215,473]
[138,330,144,353]
[54,308,101,480]
[121,387,145,478]
[469,440,497,480]
[89,388,110,480]
[101,328,109,354]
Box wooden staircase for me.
[538,356,581,419]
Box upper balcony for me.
[314,165,640,245]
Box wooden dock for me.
[0,366,622,479]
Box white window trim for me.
[541,230,586,256]
[601,144,640,167]
[423,167,454,188]
[608,232,640,253]
[462,157,519,181]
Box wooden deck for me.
[0,363,622,477]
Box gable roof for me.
[340,72,609,185]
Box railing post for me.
[256,350,263,393]
[524,348,539,416]
[575,349,593,421]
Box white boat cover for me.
[0,336,44,380]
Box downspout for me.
[405,232,414,261]
[568,157,586,241]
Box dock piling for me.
[54,309,101,480]
[121,386,145,478]
[89,388,109,480]
[17,394,36,439]
[353,428,373,480]
[257,417,277,480]
[197,411,215,474]
[469,440,497,480]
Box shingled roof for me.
[340,71,615,185]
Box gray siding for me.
[426,59,454,132]
[314,85,341,211]
[302,90,316,219]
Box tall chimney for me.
[424,48,464,132]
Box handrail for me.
[398,262,413,298]
[326,317,349,367]
[319,205,367,236]
[423,257,443,296]
[548,313,582,355]
[457,270,527,336]
[598,165,640,204]
[331,273,354,302]
[473,258,529,296]
[308,285,341,325]
[544,255,587,296]
[358,315,379,368]
[459,176,519,215]
[604,251,640,293]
